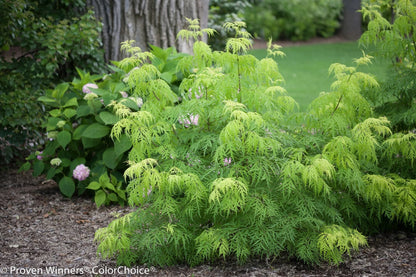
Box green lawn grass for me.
[250,41,390,110]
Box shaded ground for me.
[1,168,415,277]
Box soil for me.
[1,168,415,277]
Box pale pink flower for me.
[184,119,191,128]
[36,151,43,160]
[143,186,152,198]
[73,164,90,181]
[119,91,128,98]
[190,114,199,126]
[223,157,232,166]
[189,87,204,99]
[179,114,199,127]
[82,83,98,94]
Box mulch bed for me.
[1,168,415,277]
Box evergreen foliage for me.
[91,20,416,266]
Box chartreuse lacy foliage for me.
[92,20,416,267]
[360,0,416,131]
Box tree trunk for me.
[86,0,209,61]
[340,0,362,40]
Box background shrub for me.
[0,0,105,164]
[245,0,343,41]
[208,0,250,50]
[360,0,416,132]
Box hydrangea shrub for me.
[21,69,134,206]
[22,40,188,207]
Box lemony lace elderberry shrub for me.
[94,19,416,266]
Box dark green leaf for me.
[99,111,119,125]
[53,83,69,99]
[87,181,101,190]
[63,98,78,108]
[49,109,61,117]
[57,130,71,148]
[117,190,127,201]
[59,176,75,197]
[64,108,77,119]
[99,173,110,184]
[82,137,101,148]
[47,117,61,131]
[46,167,57,179]
[107,192,118,202]
[33,160,45,176]
[43,140,59,156]
[121,98,140,111]
[61,158,71,167]
[104,181,116,191]
[160,72,173,83]
[88,99,103,111]
[82,123,110,139]
[38,96,57,104]
[76,105,91,117]
[95,190,106,208]
[103,147,119,169]
[73,124,88,140]
[114,134,132,156]
[18,162,31,172]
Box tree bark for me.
[340,0,362,40]
[86,0,209,61]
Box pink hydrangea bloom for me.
[82,83,98,94]
[73,164,90,181]
[223,157,232,166]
